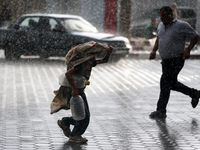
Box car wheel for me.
[5,43,21,60]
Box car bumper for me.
[113,48,129,55]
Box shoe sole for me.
[149,112,167,119]
[149,115,167,119]
[68,139,88,143]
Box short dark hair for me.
[160,6,173,14]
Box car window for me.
[61,18,98,32]
[49,18,59,30]
[19,17,39,30]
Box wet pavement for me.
[0,56,200,150]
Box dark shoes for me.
[57,120,71,137]
[68,135,88,143]
[191,91,200,108]
[149,90,200,119]
[57,120,88,143]
[149,111,167,119]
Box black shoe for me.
[191,91,200,108]
[149,111,167,119]
[68,135,88,143]
[57,120,71,137]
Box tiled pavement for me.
[0,56,200,150]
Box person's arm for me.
[96,46,113,64]
[149,37,159,60]
[183,35,199,59]
[65,67,79,97]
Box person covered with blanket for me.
[56,41,113,143]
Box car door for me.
[37,17,73,57]
[49,18,74,56]
[14,17,40,55]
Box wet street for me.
[0,53,200,150]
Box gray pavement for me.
[0,56,200,150]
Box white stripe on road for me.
[20,63,29,106]
[27,65,39,104]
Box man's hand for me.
[183,35,199,59]
[96,46,113,64]
[183,49,190,59]
[149,51,156,60]
[108,46,113,54]
[149,37,158,60]
[107,46,113,56]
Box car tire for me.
[5,43,21,60]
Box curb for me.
[128,47,200,59]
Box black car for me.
[0,14,131,60]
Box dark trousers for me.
[157,57,197,114]
[62,91,90,136]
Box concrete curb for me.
[128,46,200,59]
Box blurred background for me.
[0,0,199,40]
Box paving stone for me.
[1,58,200,149]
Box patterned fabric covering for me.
[50,86,70,114]
[50,42,110,114]
[65,41,109,70]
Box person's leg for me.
[59,88,90,143]
[156,59,174,114]
[62,117,76,126]
[173,80,200,108]
[156,57,199,113]
[69,92,90,136]
[151,57,200,118]
[57,89,73,137]
[67,92,90,143]
[156,76,171,114]
[61,90,76,126]
[172,82,198,98]
[156,57,184,113]
[170,57,198,98]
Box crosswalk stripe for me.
[20,63,29,106]
[27,64,39,104]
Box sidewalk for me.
[0,55,200,150]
